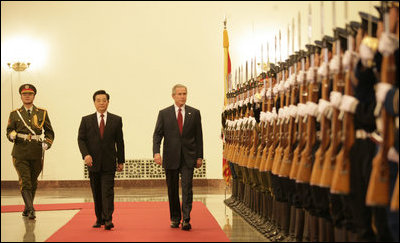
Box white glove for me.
[266,88,272,99]
[297,103,306,116]
[260,111,266,122]
[266,111,272,122]
[329,55,340,74]
[306,68,315,83]
[273,85,279,95]
[244,97,250,105]
[339,95,359,114]
[260,88,266,98]
[375,83,393,104]
[379,32,399,57]
[284,80,291,90]
[254,93,262,103]
[306,102,319,117]
[278,81,285,93]
[342,50,351,71]
[9,132,16,140]
[238,100,243,107]
[42,142,49,150]
[330,91,342,109]
[359,42,375,67]
[318,99,331,117]
[318,62,328,78]
[289,105,298,118]
[297,71,305,83]
[289,75,296,86]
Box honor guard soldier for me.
[6,84,55,219]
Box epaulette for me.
[37,107,47,111]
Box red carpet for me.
[2,201,230,242]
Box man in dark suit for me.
[78,90,125,230]
[153,84,203,231]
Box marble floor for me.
[1,185,269,242]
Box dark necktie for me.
[27,110,31,117]
[100,114,105,139]
[177,108,183,134]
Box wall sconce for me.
[7,62,31,72]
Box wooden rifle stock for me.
[296,65,317,183]
[290,63,307,180]
[366,53,395,206]
[272,84,286,175]
[390,174,399,211]
[319,46,343,188]
[331,39,355,194]
[279,79,297,177]
[310,71,331,185]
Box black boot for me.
[21,190,35,220]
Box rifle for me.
[366,1,395,206]
[331,25,355,194]
[296,44,318,183]
[319,28,344,188]
[310,37,332,186]
[279,56,297,177]
[265,67,281,174]
[272,63,287,176]
[289,51,307,180]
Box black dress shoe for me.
[170,221,180,228]
[181,222,191,231]
[22,209,29,217]
[104,221,114,230]
[92,222,101,228]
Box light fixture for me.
[7,62,31,72]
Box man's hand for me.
[9,131,17,141]
[42,142,49,150]
[196,158,203,168]
[154,153,162,166]
[84,155,93,167]
[117,163,124,172]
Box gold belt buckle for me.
[27,134,32,141]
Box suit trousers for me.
[89,170,115,222]
[165,163,194,223]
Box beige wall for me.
[1,1,379,180]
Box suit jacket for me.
[153,105,203,169]
[78,112,125,172]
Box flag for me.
[223,20,232,185]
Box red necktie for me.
[177,108,183,134]
[100,114,105,139]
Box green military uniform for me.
[6,84,54,219]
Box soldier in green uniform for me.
[6,84,54,219]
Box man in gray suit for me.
[153,84,203,231]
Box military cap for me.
[374,5,383,21]
[19,84,37,95]
[333,27,348,52]
[347,21,361,35]
[290,54,298,63]
[314,40,323,51]
[359,12,379,37]
[322,35,334,51]
[306,44,316,56]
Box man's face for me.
[94,94,109,113]
[172,87,187,107]
[21,93,35,105]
